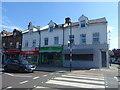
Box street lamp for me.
[66,17,72,72]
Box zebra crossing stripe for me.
[35,86,48,88]
[45,74,105,88]
[54,77,105,84]
[62,75,104,80]
[46,80,105,88]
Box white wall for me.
[64,23,107,45]
[22,31,39,51]
[41,28,63,47]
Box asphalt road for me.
[1,64,120,90]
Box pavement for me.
[35,64,119,72]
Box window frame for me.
[80,34,86,44]
[80,20,86,27]
[92,32,100,43]
[44,38,48,45]
[54,37,59,45]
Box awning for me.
[40,50,62,53]
[62,49,94,54]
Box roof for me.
[22,17,107,33]
[88,17,107,24]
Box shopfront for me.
[4,50,20,60]
[20,51,39,65]
[40,46,63,66]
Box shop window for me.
[93,33,100,44]
[33,39,36,47]
[54,37,59,45]
[65,54,93,61]
[44,38,48,45]
[80,34,86,44]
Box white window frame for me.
[93,32,100,44]
[33,39,36,47]
[16,42,19,48]
[80,34,86,44]
[54,37,59,45]
[44,38,48,45]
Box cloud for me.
[0,24,23,31]
[107,26,114,32]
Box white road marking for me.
[54,77,105,84]
[62,75,104,80]
[35,86,48,88]
[5,73,14,76]
[7,86,12,88]
[67,74,104,78]
[33,76,39,79]
[46,80,105,88]
[50,73,54,75]
[14,75,32,78]
[43,75,47,77]
[20,80,28,84]
[114,77,118,81]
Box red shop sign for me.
[20,51,38,55]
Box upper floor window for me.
[33,39,36,47]
[81,20,86,27]
[80,34,86,44]
[25,40,28,47]
[44,38,48,45]
[49,26,54,32]
[10,42,13,46]
[93,33,100,43]
[54,37,59,45]
[16,42,19,48]
[3,43,5,47]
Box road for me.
[1,64,120,90]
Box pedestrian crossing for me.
[44,73,106,88]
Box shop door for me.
[101,52,107,67]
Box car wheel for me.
[4,66,8,72]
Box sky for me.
[0,2,118,50]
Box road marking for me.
[62,75,104,80]
[20,80,28,84]
[14,75,32,78]
[114,77,118,81]
[7,86,12,89]
[5,73,14,76]
[33,76,39,79]
[46,80,105,88]
[50,73,54,75]
[35,86,48,88]
[54,77,105,84]
[43,75,47,77]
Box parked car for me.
[4,59,36,73]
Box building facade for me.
[1,29,22,62]
[21,22,40,65]
[39,15,109,68]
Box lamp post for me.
[66,17,72,72]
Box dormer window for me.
[78,15,88,28]
[48,20,55,32]
[81,20,86,27]
[49,26,54,32]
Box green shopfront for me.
[40,46,63,66]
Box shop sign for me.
[20,51,38,55]
[40,47,63,50]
